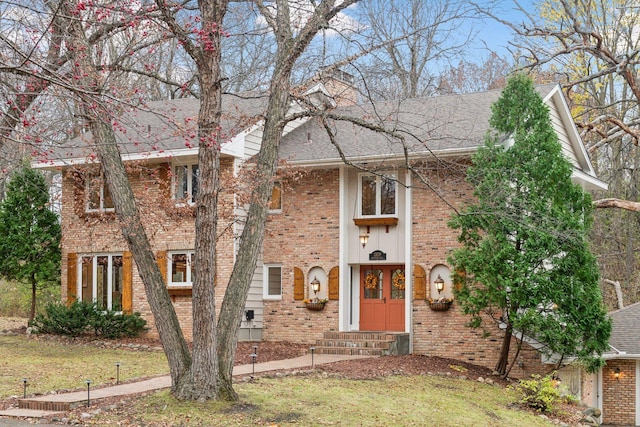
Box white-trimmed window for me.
[80,254,122,311]
[359,172,397,217]
[173,163,199,205]
[263,264,282,299]
[86,173,114,212]
[268,181,282,213]
[168,251,195,287]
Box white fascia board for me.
[31,134,249,171]
[571,168,609,191]
[543,85,598,176]
[221,132,246,158]
[282,147,479,169]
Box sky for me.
[470,0,538,60]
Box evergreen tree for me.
[448,75,611,377]
[0,165,61,322]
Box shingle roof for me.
[38,94,268,165]
[278,84,558,164]
[606,302,640,357]
[36,84,559,167]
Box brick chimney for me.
[318,68,358,106]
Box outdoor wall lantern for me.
[434,275,445,294]
[359,228,370,248]
[311,276,321,295]
[614,367,621,381]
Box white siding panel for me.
[548,102,579,165]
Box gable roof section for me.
[605,302,640,359]
[278,83,606,191]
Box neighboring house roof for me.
[32,83,606,191]
[604,302,640,359]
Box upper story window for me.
[173,163,199,205]
[360,173,396,217]
[86,173,114,213]
[269,181,282,213]
[168,251,195,287]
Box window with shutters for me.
[168,251,195,287]
[79,254,123,311]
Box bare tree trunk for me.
[30,272,37,324]
[495,324,512,377]
[216,74,289,400]
[216,0,359,399]
[62,0,192,393]
[603,279,624,310]
[593,198,640,211]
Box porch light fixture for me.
[614,367,621,381]
[359,228,369,248]
[434,275,445,294]
[311,276,321,295]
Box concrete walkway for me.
[0,353,369,421]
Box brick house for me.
[34,80,607,386]
[577,302,640,425]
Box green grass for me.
[0,335,168,398]
[95,375,559,426]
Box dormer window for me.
[360,173,396,217]
[173,163,199,205]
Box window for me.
[173,163,199,205]
[168,251,195,287]
[263,264,282,299]
[80,254,122,311]
[86,173,114,212]
[360,173,396,216]
[269,181,282,212]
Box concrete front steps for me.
[313,331,410,356]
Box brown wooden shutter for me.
[158,163,171,199]
[454,269,465,292]
[328,266,339,300]
[122,252,133,314]
[67,253,77,305]
[413,264,427,300]
[157,251,168,284]
[293,267,304,300]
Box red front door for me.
[360,265,405,331]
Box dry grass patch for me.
[0,335,167,398]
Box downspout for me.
[405,169,413,353]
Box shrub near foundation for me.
[32,301,147,338]
[510,373,563,412]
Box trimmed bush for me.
[90,310,148,339]
[32,300,94,337]
[510,373,562,413]
[31,301,147,339]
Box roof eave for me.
[281,147,478,168]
